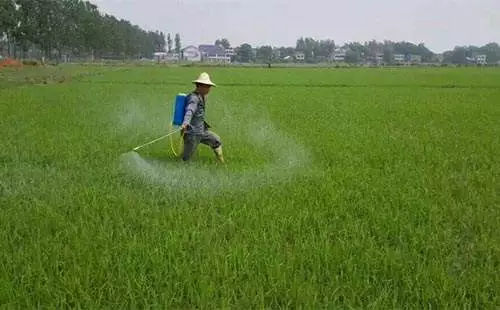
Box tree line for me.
[228,38,500,64]
[0,0,169,60]
[442,44,500,65]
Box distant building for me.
[367,53,384,65]
[225,48,235,58]
[153,52,168,62]
[474,54,487,65]
[154,52,183,62]
[409,54,422,64]
[294,51,305,61]
[198,45,231,63]
[332,48,346,62]
[182,46,201,62]
[394,54,405,64]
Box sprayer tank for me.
[172,93,187,126]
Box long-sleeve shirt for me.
[182,92,208,135]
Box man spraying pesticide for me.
[132,72,224,163]
[181,72,224,163]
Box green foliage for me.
[167,33,172,53]
[392,41,434,62]
[175,33,181,54]
[277,46,295,59]
[215,38,231,49]
[256,45,273,62]
[479,42,500,63]
[4,0,165,60]
[295,37,335,62]
[0,0,16,36]
[445,46,468,64]
[343,42,364,63]
[443,43,500,64]
[234,43,254,63]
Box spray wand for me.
[132,128,182,152]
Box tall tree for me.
[278,46,295,59]
[416,43,434,62]
[256,45,273,62]
[0,0,17,56]
[296,37,306,52]
[174,33,181,54]
[316,39,335,58]
[365,40,383,57]
[0,0,16,36]
[215,38,230,49]
[7,0,166,60]
[343,42,367,63]
[450,46,468,64]
[383,41,394,64]
[152,31,165,52]
[296,37,331,62]
[167,33,172,53]
[345,49,361,63]
[235,43,253,62]
[478,42,500,64]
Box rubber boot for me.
[214,146,224,164]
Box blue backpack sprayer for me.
[132,94,187,154]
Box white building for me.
[394,54,405,63]
[182,46,201,62]
[153,52,168,61]
[332,48,346,62]
[294,52,305,61]
[199,45,231,63]
[225,48,235,58]
[154,52,181,62]
[474,54,487,65]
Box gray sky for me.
[91,0,499,53]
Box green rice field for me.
[1,65,499,308]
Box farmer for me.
[181,72,224,163]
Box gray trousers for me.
[182,131,222,161]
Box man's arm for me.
[182,96,198,129]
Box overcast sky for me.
[91,0,499,53]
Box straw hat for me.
[192,72,216,87]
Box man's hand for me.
[181,123,189,133]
